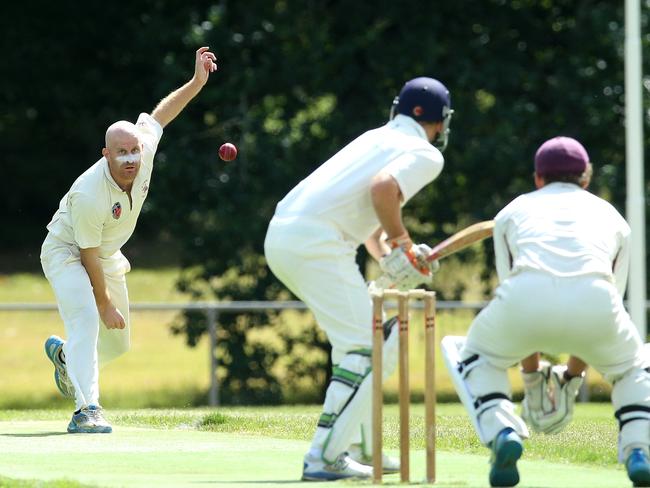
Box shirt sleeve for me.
[493,207,514,283]
[384,148,444,203]
[69,191,104,249]
[136,112,164,163]
[612,220,631,297]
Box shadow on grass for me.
[189,482,304,485]
[2,432,67,437]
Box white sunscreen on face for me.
[115,154,141,164]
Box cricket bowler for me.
[41,47,217,433]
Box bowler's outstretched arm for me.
[151,47,217,128]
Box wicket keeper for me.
[443,136,650,487]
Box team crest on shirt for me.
[112,202,122,220]
[141,180,149,196]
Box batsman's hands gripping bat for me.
[412,243,441,274]
[371,220,495,291]
[375,243,439,291]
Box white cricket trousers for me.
[465,270,644,374]
[463,269,647,445]
[264,217,372,358]
[264,216,376,460]
[41,234,131,410]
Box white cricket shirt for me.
[45,113,163,261]
[493,182,631,295]
[272,114,444,246]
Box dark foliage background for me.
[2,1,648,402]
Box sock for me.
[308,447,322,460]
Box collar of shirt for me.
[102,157,127,192]
[540,181,584,193]
[388,114,428,140]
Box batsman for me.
[264,77,452,480]
[442,136,650,487]
[40,47,217,433]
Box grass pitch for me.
[0,404,630,487]
[0,269,627,486]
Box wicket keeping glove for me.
[521,363,584,434]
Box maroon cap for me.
[534,136,589,176]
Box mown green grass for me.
[0,403,625,487]
[0,403,618,468]
[195,403,619,467]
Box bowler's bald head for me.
[105,120,140,148]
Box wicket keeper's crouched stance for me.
[442,136,650,487]
[40,48,217,433]
[264,77,452,480]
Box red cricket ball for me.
[219,142,238,161]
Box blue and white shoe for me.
[489,428,523,487]
[301,452,372,481]
[67,405,112,434]
[44,335,74,398]
[626,448,650,487]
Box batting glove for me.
[412,243,440,274]
[379,246,432,291]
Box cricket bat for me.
[371,220,495,291]
[426,220,495,261]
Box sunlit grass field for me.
[0,269,627,487]
[0,269,210,408]
[0,267,187,303]
[0,268,490,407]
[0,268,612,408]
[0,403,621,465]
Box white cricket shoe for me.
[301,451,373,481]
[44,335,75,398]
[67,405,112,434]
[347,443,400,474]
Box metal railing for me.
[0,300,488,405]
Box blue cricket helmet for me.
[390,77,454,151]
